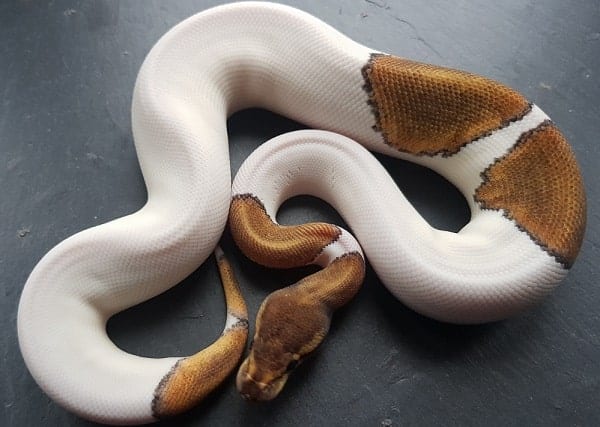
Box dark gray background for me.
[2,1,599,426]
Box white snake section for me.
[17,2,575,425]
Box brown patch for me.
[152,328,248,418]
[362,54,531,156]
[237,253,365,401]
[229,194,342,268]
[295,252,366,310]
[475,121,586,267]
[216,249,247,319]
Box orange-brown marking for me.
[475,121,586,267]
[216,249,247,319]
[152,250,248,419]
[362,54,531,156]
[229,194,341,269]
[152,328,247,418]
[237,253,365,401]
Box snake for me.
[17,1,586,425]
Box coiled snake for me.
[17,2,586,424]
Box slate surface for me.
[1,1,599,426]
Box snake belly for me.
[17,1,586,425]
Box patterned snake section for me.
[230,193,365,401]
[151,250,248,418]
[362,54,585,268]
[475,121,586,267]
[362,54,532,156]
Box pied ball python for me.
[17,1,586,424]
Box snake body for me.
[17,2,586,424]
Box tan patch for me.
[475,121,586,267]
[229,194,341,268]
[362,54,530,156]
[216,250,247,319]
[152,328,248,418]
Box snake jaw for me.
[236,355,290,401]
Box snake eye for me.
[286,359,299,372]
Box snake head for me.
[236,287,331,401]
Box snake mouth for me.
[236,358,289,402]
